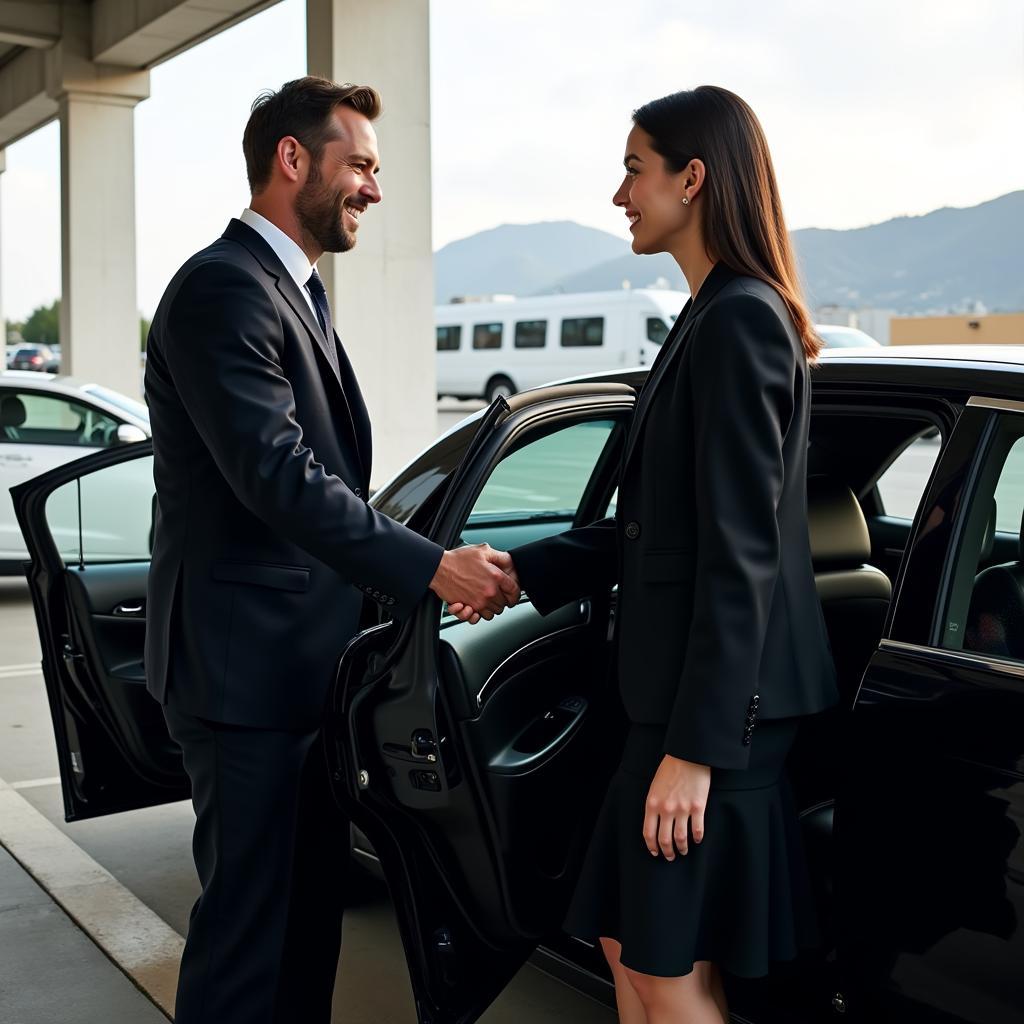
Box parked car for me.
[12,345,1024,1023]
[435,289,686,402]
[1,372,149,572]
[9,344,57,371]
[815,324,883,348]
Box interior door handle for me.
[112,602,145,617]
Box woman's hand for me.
[643,754,711,860]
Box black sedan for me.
[9,344,57,372]
[12,345,1024,1024]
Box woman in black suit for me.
[451,85,838,1022]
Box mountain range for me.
[434,191,1024,314]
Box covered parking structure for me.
[0,0,434,480]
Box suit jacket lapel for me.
[221,220,369,480]
[620,261,739,474]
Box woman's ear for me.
[684,158,707,201]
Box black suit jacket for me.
[512,262,838,769]
[143,219,443,729]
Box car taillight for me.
[29,356,42,364]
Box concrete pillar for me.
[48,3,149,396]
[307,0,436,486]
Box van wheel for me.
[485,376,516,403]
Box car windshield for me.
[84,385,150,423]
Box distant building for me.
[891,313,1024,345]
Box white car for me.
[0,372,150,572]
[816,324,882,348]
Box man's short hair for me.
[243,76,382,193]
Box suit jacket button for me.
[354,487,363,498]
[625,522,641,540]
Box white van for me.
[435,289,688,402]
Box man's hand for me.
[429,544,520,621]
[642,754,711,860]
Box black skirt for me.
[563,718,819,978]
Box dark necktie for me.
[306,268,340,376]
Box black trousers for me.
[164,702,348,1024]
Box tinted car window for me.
[0,390,121,447]
[436,325,462,351]
[473,323,503,350]
[646,318,669,345]
[514,320,547,349]
[940,415,1024,656]
[561,317,604,348]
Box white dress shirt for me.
[239,207,318,318]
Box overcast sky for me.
[2,0,1022,321]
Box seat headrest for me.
[807,476,871,568]
[0,395,26,428]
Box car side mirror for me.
[116,424,147,445]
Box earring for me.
[681,196,690,205]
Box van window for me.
[646,318,670,345]
[473,323,503,350]
[561,317,604,348]
[436,325,461,351]
[514,320,547,349]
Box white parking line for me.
[10,776,61,790]
[0,776,182,1019]
[0,663,42,679]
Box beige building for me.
[891,313,1024,346]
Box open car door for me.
[325,383,635,1024]
[11,442,189,820]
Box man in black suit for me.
[143,77,518,1024]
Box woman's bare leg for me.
[599,937,648,1024]
[622,960,728,1024]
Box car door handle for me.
[1,453,31,462]
[112,602,145,617]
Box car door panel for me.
[327,386,634,1024]
[12,442,188,821]
[62,564,183,787]
[835,404,1024,1023]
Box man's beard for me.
[295,166,355,254]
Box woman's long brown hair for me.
[634,86,821,361]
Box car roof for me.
[818,344,1024,366]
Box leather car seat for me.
[0,394,27,439]
[794,477,892,943]
[807,475,892,704]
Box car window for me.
[561,317,604,348]
[472,323,503,350]
[514,320,547,349]
[939,415,1024,656]
[436,325,461,352]
[876,431,943,519]
[45,455,155,564]
[460,418,618,554]
[646,318,669,345]
[0,389,122,447]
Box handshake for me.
[428,543,520,624]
